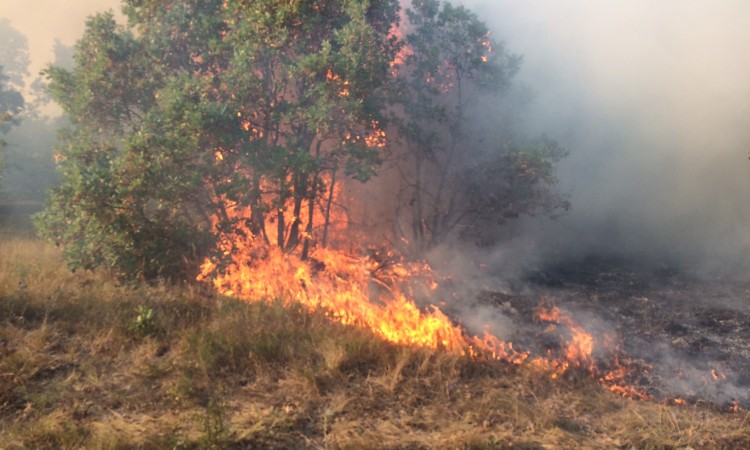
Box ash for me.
[488,256,750,409]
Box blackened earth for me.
[480,256,750,410]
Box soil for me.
[483,256,750,409]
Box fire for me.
[198,208,527,362]
[199,221,657,400]
[326,69,351,97]
[534,305,595,373]
[198,179,657,399]
[389,22,412,73]
[532,304,649,400]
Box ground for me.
[1,208,750,449]
[507,257,750,408]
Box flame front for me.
[198,212,527,362]
[196,162,657,398]
[197,189,659,402]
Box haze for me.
[465,0,750,272]
[0,0,120,86]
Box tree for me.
[36,0,569,281]
[0,19,28,184]
[388,0,568,249]
[0,66,25,179]
[0,19,30,90]
[36,0,400,280]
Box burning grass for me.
[1,232,749,449]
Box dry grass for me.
[1,230,749,449]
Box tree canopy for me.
[0,19,28,173]
[0,68,24,138]
[36,0,568,280]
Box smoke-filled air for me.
[466,0,750,273]
[2,0,750,447]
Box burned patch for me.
[507,256,750,409]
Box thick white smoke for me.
[462,0,750,272]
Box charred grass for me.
[1,234,749,449]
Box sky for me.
[2,0,750,271]
[0,0,121,81]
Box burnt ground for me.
[481,256,750,409]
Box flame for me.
[198,185,658,399]
[198,207,527,362]
[389,22,412,73]
[532,304,649,400]
[198,107,649,400]
[326,69,351,97]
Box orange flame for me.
[200,146,646,399]
[711,369,726,382]
[198,201,651,399]
[532,304,649,400]
[198,216,527,362]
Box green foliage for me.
[35,0,568,280]
[128,305,157,336]
[36,0,401,280]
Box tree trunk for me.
[321,166,337,249]
[285,174,305,252]
[301,193,316,260]
[249,170,268,243]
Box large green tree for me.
[36,0,400,280]
[37,0,569,281]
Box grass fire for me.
[2,0,750,448]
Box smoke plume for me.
[460,0,750,273]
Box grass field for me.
[1,210,749,449]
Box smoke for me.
[456,0,750,273]
[0,1,120,218]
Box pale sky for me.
[0,0,121,81]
